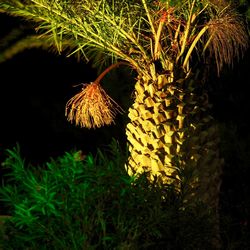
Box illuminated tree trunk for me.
[126,62,223,211]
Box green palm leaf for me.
[0,0,248,74]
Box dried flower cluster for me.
[65,82,124,129]
[207,8,248,75]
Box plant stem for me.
[94,62,129,83]
[154,15,165,60]
[176,0,196,63]
[183,25,209,69]
[142,0,157,39]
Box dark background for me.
[0,49,132,164]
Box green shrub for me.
[1,140,215,249]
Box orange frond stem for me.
[65,62,128,129]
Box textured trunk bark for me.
[125,62,223,210]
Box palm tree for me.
[0,0,248,240]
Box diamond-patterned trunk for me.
[125,63,222,211]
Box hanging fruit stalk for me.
[65,62,126,129]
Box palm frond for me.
[206,7,249,74]
[0,0,152,70]
[0,0,248,75]
[0,35,49,62]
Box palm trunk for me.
[126,62,223,212]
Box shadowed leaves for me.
[206,7,249,75]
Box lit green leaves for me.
[13,201,39,229]
[0,0,248,74]
[1,141,217,249]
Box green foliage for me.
[0,0,149,68]
[0,0,248,75]
[1,140,215,249]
